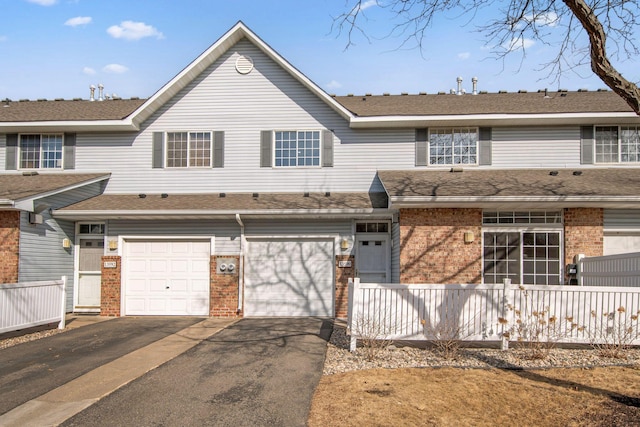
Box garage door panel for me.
[244,239,334,317]
[124,240,210,316]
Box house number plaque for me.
[103,261,117,269]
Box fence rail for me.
[347,278,640,351]
[0,277,67,334]
[578,252,640,287]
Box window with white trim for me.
[595,126,640,163]
[274,131,320,167]
[20,134,63,169]
[429,128,477,165]
[483,211,563,285]
[166,132,211,168]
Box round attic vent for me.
[235,55,254,74]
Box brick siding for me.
[335,254,355,318]
[210,256,241,317]
[564,208,604,266]
[0,211,20,284]
[100,256,121,316]
[399,208,483,284]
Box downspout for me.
[235,213,245,314]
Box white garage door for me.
[124,240,210,316]
[604,234,640,255]
[245,238,334,317]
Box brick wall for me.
[100,256,121,316]
[0,211,20,284]
[335,254,355,319]
[564,208,603,266]
[400,208,483,284]
[210,256,241,317]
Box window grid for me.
[166,132,213,168]
[483,231,562,285]
[595,126,619,163]
[482,211,562,225]
[429,128,477,165]
[20,134,63,169]
[621,126,640,162]
[274,131,320,167]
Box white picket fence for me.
[0,277,67,334]
[347,278,640,351]
[578,252,640,287]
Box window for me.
[429,128,477,165]
[20,134,63,169]
[274,131,320,167]
[356,222,389,233]
[78,223,105,234]
[595,126,640,163]
[483,211,562,285]
[166,132,211,168]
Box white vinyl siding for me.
[71,41,415,194]
[491,127,581,168]
[603,209,640,255]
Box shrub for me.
[587,307,640,360]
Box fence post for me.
[58,276,67,330]
[349,278,361,352]
[575,253,585,286]
[501,278,511,350]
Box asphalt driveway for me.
[62,317,333,426]
[0,317,332,426]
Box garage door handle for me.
[166,286,170,289]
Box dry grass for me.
[309,366,640,426]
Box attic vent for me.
[235,55,254,74]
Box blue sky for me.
[1,0,637,101]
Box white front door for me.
[356,234,390,283]
[76,239,103,311]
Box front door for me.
[355,234,390,283]
[76,239,103,311]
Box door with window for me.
[76,239,104,311]
[355,222,391,283]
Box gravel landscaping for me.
[324,322,640,375]
[0,327,67,350]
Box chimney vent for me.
[89,85,95,102]
[471,77,478,95]
[98,83,104,101]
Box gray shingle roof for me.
[0,173,110,201]
[335,91,633,117]
[0,99,146,122]
[378,168,640,198]
[56,192,389,212]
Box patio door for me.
[76,239,103,311]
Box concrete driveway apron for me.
[61,317,333,427]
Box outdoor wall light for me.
[62,238,71,249]
[108,240,118,250]
[464,231,475,243]
[340,238,350,250]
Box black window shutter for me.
[5,134,18,170]
[260,130,272,167]
[478,127,492,166]
[63,133,76,170]
[581,126,594,164]
[322,130,333,167]
[213,131,224,168]
[415,128,428,166]
[152,132,164,168]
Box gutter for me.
[235,214,245,315]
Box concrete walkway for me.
[0,317,236,427]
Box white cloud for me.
[65,16,92,27]
[503,37,535,52]
[457,52,471,60]
[102,64,129,74]
[325,80,343,90]
[25,0,57,5]
[107,21,164,41]
[360,0,379,10]
[83,67,96,75]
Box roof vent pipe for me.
[472,77,478,95]
[89,85,95,102]
[456,76,463,95]
[98,83,104,101]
